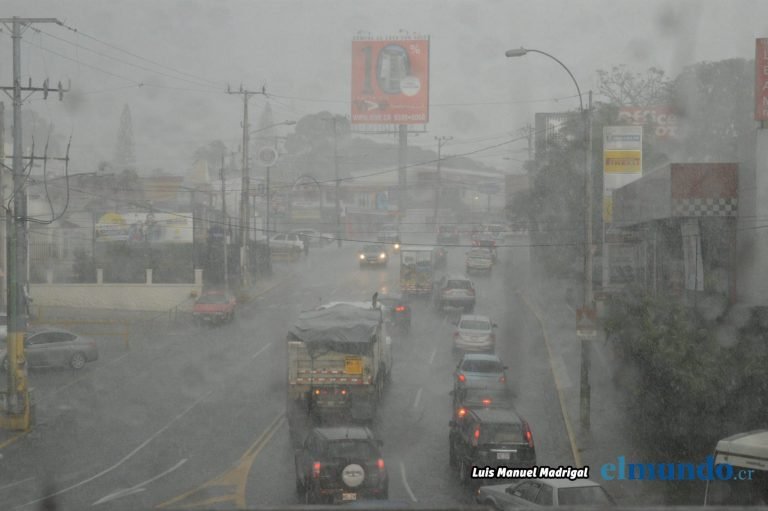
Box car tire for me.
[70,352,87,370]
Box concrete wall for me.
[30,269,203,312]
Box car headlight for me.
[394,243,400,249]
[359,254,365,260]
[379,253,386,259]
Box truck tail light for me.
[523,421,534,449]
[377,458,385,472]
[481,398,492,407]
[395,305,406,312]
[457,407,467,418]
[472,427,480,446]
[313,462,321,478]
[458,374,465,382]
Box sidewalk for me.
[519,276,664,505]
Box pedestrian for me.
[302,234,310,256]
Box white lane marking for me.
[399,461,418,503]
[0,476,35,493]
[427,348,436,365]
[552,355,573,389]
[92,458,187,506]
[18,390,212,509]
[251,342,272,360]
[412,388,422,409]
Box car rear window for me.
[197,294,229,304]
[446,280,472,289]
[468,250,491,258]
[481,423,522,444]
[325,440,377,459]
[459,319,490,330]
[462,360,503,373]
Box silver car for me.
[453,314,496,353]
[454,353,508,394]
[0,327,99,371]
[477,478,615,508]
[466,248,494,273]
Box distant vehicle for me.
[400,247,435,296]
[193,290,236,325]
[466,248,493,273]
[433,246,448,269]
[452,386,516,416]
[377,293,411,336]
[437,224,460,244]
[452,314,496,353]
[433,275,476,313]
[295,426,388,504]
[477,478,615,507]
[291,228,332,247]
[472,234,498,260]
[270,232,304,258]
[454,353,507,395]
[704,429,768,505]
[0,327,98,371]
[358,244,389,268]
[449,407,536,484]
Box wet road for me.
[0,239,574,509]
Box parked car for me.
[270,232,304,258]
[358,244,389,267]
[466,248,493,273]
[437,224,460,244]
[449,407,536,483]
[291,228,331,247]
[477,478,615,507]
[453,314,495,353]
[0,327,98,371]
[454,353,508,395]
[193,290,236,325]
[433,275,476,312]
[295,426,388,504]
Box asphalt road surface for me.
[0,240,574,510]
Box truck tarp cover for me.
[290,304,380,354]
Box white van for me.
[704,429,768,505]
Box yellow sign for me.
[603,197,613,223]
[605,150,642,173]
[344,356,363,375]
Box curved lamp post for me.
[506,47,593,430]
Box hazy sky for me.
[2,0,768,175]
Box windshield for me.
[325,440,378,460]
[459,319,491,330]
[481,423,523,444]
[2,2,762,509]
[461,359,503,373]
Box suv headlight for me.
[379,253,386,259]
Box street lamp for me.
[506,47,594,430]
[240,120,295,286]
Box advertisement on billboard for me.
[618,106,679,139]
[351,37,429,124]
[603,126,643,223]
[756,38,768,121]
[96,212,193,243]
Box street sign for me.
[256,146,279,167]
[576,307,597,340]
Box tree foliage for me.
[596,65,672,107]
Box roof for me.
[290,303,381,345]
[459,314,491,322]
[314,426,374,441]
[461,353,502,363]
[469,407,523,424]
[715,429,768,460]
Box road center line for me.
[427,348,436,365]
[0,476,35,493]
[412,388,422,409]
[399,461,418,503]
[18,390,213,509]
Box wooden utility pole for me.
[0,16,68,431]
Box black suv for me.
[448,407,536,485]
[295,427,388,504]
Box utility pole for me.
[333,120,342,248]
[0,16,67,431]
[580,90,594,430]
[0,102,5,310]
[433,136,452,229]
[220,154,229,292]
[227,86,265,289]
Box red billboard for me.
[756,38,768,120]
[351,38,429,124]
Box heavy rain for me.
[0,1,767,510]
